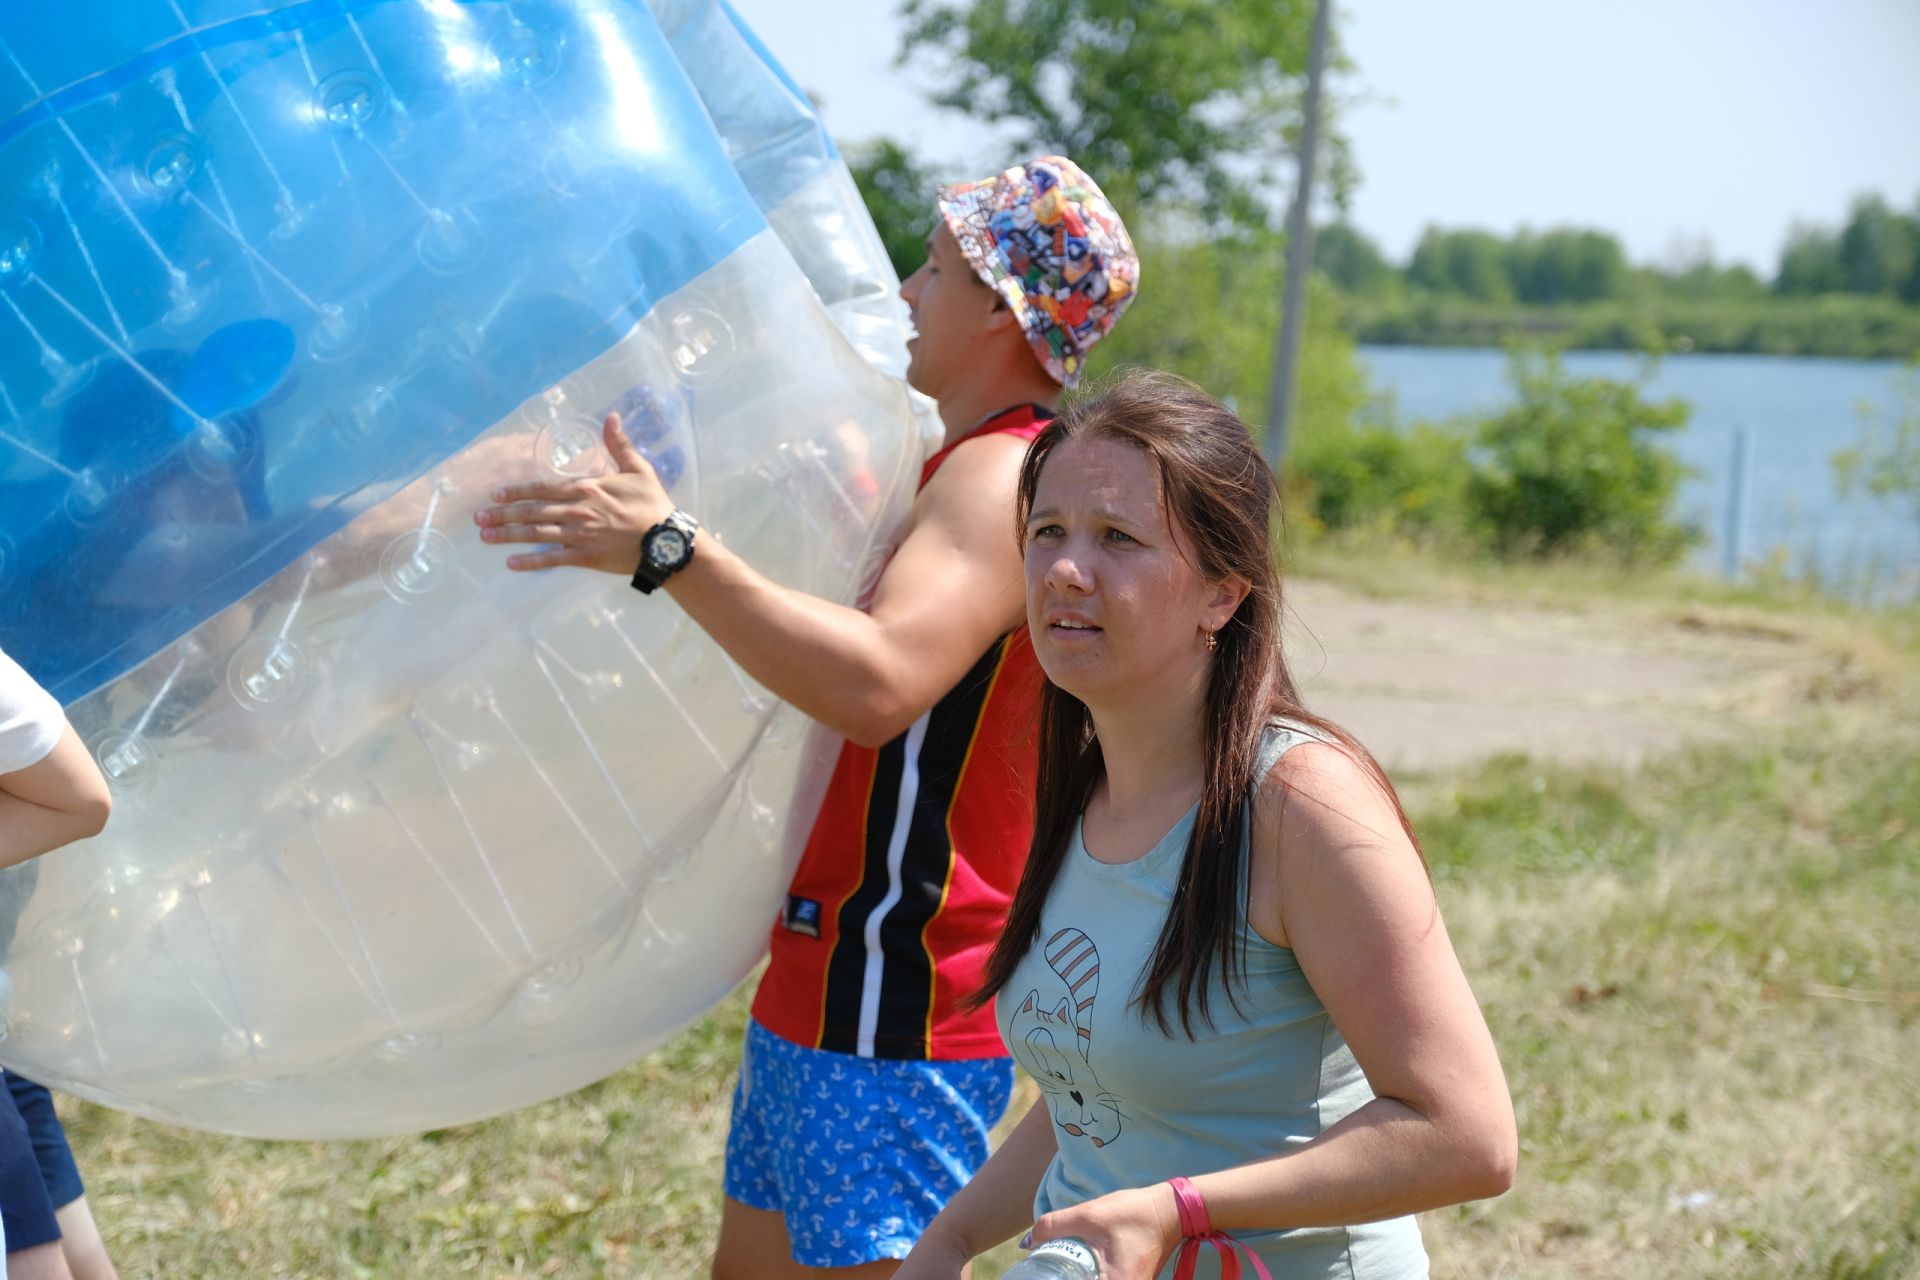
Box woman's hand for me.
[474,414,676,574]
[1027,1183,1182,1280]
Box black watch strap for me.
[631,509,699,595]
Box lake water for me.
[1354,346,1920,601]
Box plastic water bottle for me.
[1003,1237,1099,1279]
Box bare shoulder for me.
[1252,737,1412,865]
[923,428,1032,495]
[1255,738,1395,819]
[911,429,1033,536]
[866,428,1032,633]
[1245,735,1429,948]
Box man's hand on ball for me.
[475,413,673,575]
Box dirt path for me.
[1281,577,1840,773]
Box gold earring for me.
[1204,630,1217,653]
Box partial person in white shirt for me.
[0,647,110,869]
[0,646,120,1280]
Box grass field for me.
[51,555,1920,1279]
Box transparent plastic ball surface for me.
[0,0,928,1137]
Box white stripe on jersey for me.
[855,710,931,1058]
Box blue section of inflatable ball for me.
[0,1,767,704]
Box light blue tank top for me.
[999,720,1428,1279]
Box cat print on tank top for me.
[1005,926,1124,1147]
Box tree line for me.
[1319,193,1920,307]
[1314,196,1920,357]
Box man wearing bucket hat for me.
[933,156,1137,388]
[477,155,1137,1277]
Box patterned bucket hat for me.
[936,155,1139,388]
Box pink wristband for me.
[1164,1176,1273,1280]
[1168,1175,1213,1237]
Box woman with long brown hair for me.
[898,371,1515,1278]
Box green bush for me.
[1289,348,1699,564]
[1833,363,1920,526]
[1467,350,1697,561]
[1291,416,1473,538]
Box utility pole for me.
[1264,0,1332,474]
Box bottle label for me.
[1029,1237,1098,1268]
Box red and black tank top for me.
[750,403,1053,1060]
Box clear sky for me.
[725,0,1920,274]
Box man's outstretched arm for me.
[476,415,1029,747]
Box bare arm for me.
[898,1098,1062,1277]
[1028,743,1515,1278]
[477,415,1029,747]
[1204,743,1517,1222]
[0,723,113,868]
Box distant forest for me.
[1325,193,1920,358]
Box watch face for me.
[648,528,688,568]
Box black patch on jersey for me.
[784,895,823,939]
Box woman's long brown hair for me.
[972,370,1420,1037]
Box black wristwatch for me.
[631,509,699,594]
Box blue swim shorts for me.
[0,1071,84,1253]
[722,1017,1014,1268]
